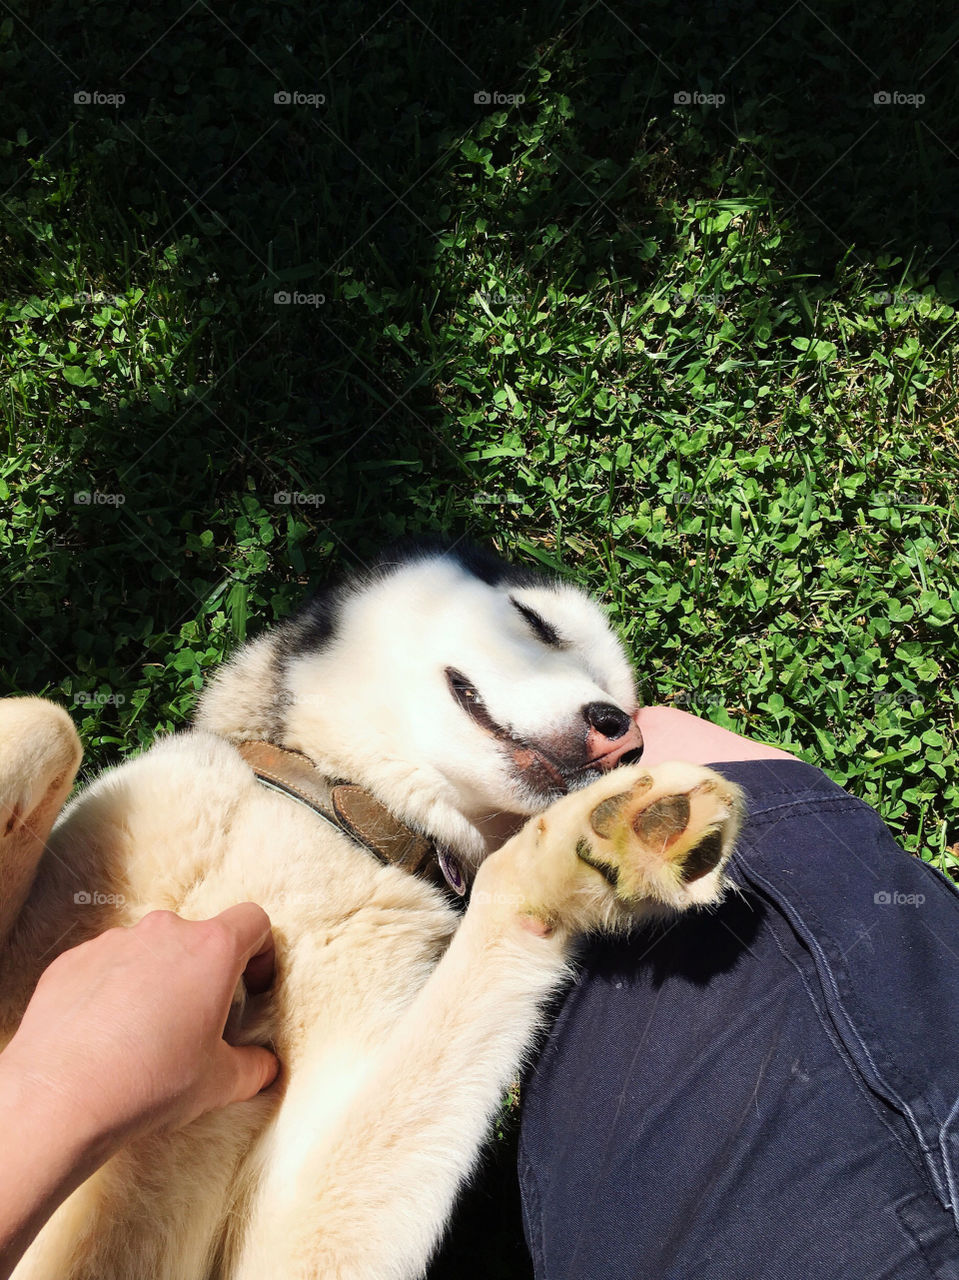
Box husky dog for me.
[0,540,744,1280]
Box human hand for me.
[0,904,280,1162]
[634,706,797,768]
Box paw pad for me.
[577,765,743,908]
[632,793,689,850]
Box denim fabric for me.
[518,761,959,1279]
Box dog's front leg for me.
[233,761,743,1280]
[232,898,569,1280]
[0,698,82,951]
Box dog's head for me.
[196,539,643,858]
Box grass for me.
[1,1,958,1273]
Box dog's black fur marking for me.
[270,583,345,739]
[371,536,546,590]
[575,836,620,890]
[280,538,548,666]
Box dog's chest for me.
[52,735,461,1037]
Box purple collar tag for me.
[437,846,467,896]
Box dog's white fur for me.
[0,546,743,1280]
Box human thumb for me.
[223,1044,280,1104]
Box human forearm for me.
[634,705,797,767]
[0,1052,109,1280]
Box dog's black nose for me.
[583,702,632,740]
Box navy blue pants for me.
[518,761,959,1279]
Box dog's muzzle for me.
[517,707,644,798]
[583,703,644,770]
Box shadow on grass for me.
[1,1,956,1275]
[3,3,956,690]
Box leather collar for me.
[235,740,467,896]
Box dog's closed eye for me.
[446,668,480,705]
[445,668,499,734]
[509,597,565,648]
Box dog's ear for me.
[371,535,548,590]
[0,697,82,943]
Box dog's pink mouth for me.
[511,719,644,798]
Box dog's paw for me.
[0,698,82,844]
[0,697,83,936]
[575,761,744,911]
[474,762,744,937]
